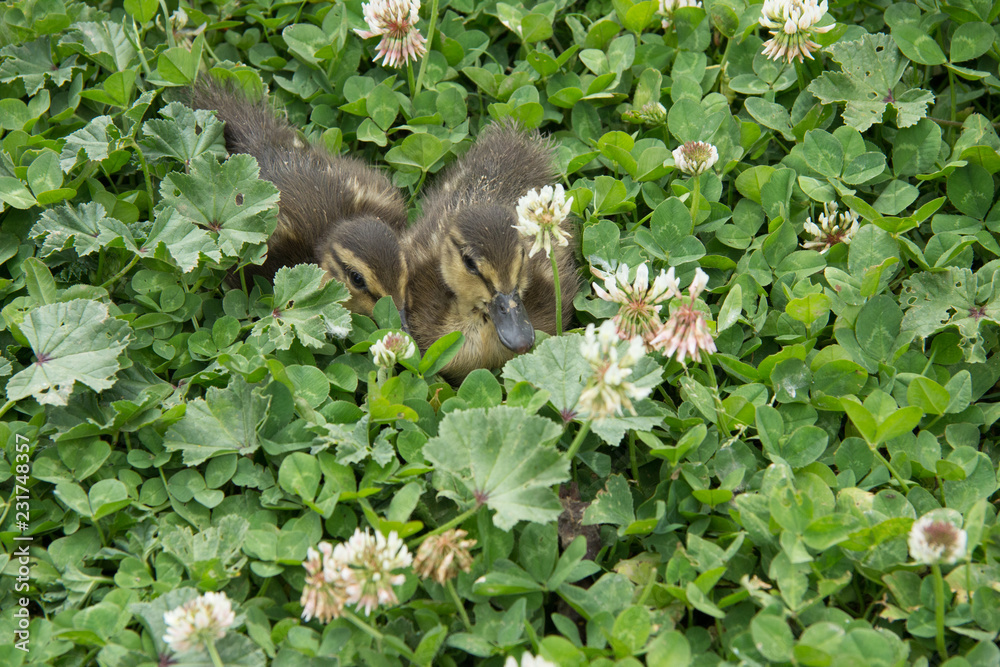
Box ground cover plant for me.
[0,0,999,665]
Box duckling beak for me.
[398,305,410,334]
[488,291,535,354]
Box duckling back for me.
[418,118,559,223]
[190,79,409,318]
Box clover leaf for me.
[808,33,934,132]
[424,405,569,530]
[7,299,132,406]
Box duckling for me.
[190,79,409,319]
[404,119,579,381]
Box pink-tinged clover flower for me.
[355,0,428,69]
[592,262,680,349]
[300,542,350,623]
[413,529,476,585]
[301,529,412,622]
[759,0,833,64]
[648,268,717,365]
[371,331,417,369]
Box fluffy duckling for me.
[191,79,409,319]
[405,119,579,381]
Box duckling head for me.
[316,218,408,324]
[441,205,535,354]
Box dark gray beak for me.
[398,304,410,334]
[488,291,535,354]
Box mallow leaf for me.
[163,376,270,465]
[141,102,227,164]
[142,207,222,272]
[424,406,569,530]
[59,116,119,171]
[808,33,933,132]
[32,201,137,258]
[59,21,138,73]
[160,153,278,259]
[900,267,1000,362]
[251,264,352,350]
[503,333,664,445]
[0,37,80,95]
[7,299,132,406]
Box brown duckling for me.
[404,119,579,381]
[190,78,409,319]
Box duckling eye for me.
[462,255,479,275]
[349,269,366,289]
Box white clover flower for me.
[371,331,417,369]
[355,0,428,69]
[301,529,412,622]
[622,102,667,126]
[513,184,574,259]
[801,201,860,253]
[413,529,476,585]
[759,0,833,63]
[301,542,350,623]
[648,268,717,365]
[592,263,680,349]
[577,321,651,420]
[657,0,703,29]
[673,141,719,176]
[334,528,413,616]
[909,512,968,566]
[504,653,559,667]
[163,592,235,654]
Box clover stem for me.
[794,59,807,92]
[932,564,948,660]
[446,579,472,631]
[157,0,177,48]
[343,609,419,662]
[870,447,911,493]
[129,140,156,216]
[408,170,428,205]
[407,62,416,97]
[689,176,700,234]
[413,0,440,98]
[99,256,140,291]
[550,252,562,336]
[628,431,639,480]
[409,505,480,548]
[703,355,728,435]
[97,248,106,284]
[206,640,225,667]
[565,420,592,462]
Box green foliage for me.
[1,0,999,665]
